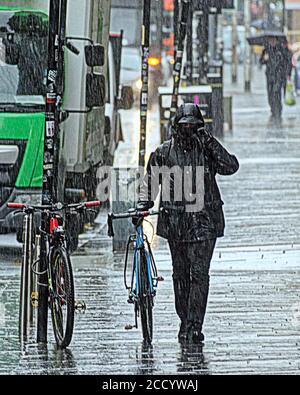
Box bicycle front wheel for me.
[50,247,75,348]
[139,251,153,345]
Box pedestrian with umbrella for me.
[3,12,48,96]
[248,31,292,126]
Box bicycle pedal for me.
[156,276,165,282]
[75,300,86,311]
[127,298,134,304]
[125,324,135,330]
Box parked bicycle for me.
[7,200,101,348]
[107,208,164,344]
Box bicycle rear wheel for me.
[50,247,75,348]
[139,250,153,345]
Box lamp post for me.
[282,0,286,32]
[138,0,151,168]
[244,0,252,92]
[38,0,67,343]
[232,0,238,83]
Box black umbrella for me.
[247,31,287,46]
[7,12,48,35]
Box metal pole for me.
[138,0,151,168]
[208,12,218,62]
[282,0,286,33]
[27,213,34,325]
[157,0,163,53]
[37,0,67,343]
[231,0,238,83]
[174,0,179,58]
[213,13,218,60]
[197,7,209,83]
[169,0,190,125]
[244,0,251,92]
[186,2,193,84]
[19,215,29,343]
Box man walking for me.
[137,103,239,344]
[4,13,48,96]
[260,37,292,126]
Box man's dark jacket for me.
[260,44,293,83]
[139,135,239,242]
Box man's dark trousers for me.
[267,76,284,120]
[168,239,216,333]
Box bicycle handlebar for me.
[7,203,26,209]
[83,201,102,208]
[7,201,101,212]
[107,209,160,238]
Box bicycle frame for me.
[124,225,158,306]
[45,215,65,298]
[108,208,163,340]
[8,200,100,345]
[18,208,66,341]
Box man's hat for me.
[174,103,205,127]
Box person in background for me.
[260,36,293,126]
[4,13,48,96]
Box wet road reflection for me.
[135,344,156,375]
[177,344,208,374]
[17,343,78,375]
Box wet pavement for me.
[1,64,300,375]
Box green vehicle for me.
[0,4,47,239]
[0,0,130,247]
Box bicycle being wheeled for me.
[108,208,164,345]
[7,200,101,348]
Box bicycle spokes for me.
[51,253,69,342]
[56,263,66,305]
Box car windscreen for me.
[0,10,48,107]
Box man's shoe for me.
[178,322,188,343]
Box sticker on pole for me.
[142,93,148,105]
[46,121,55,137]
[44,152,53,164]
